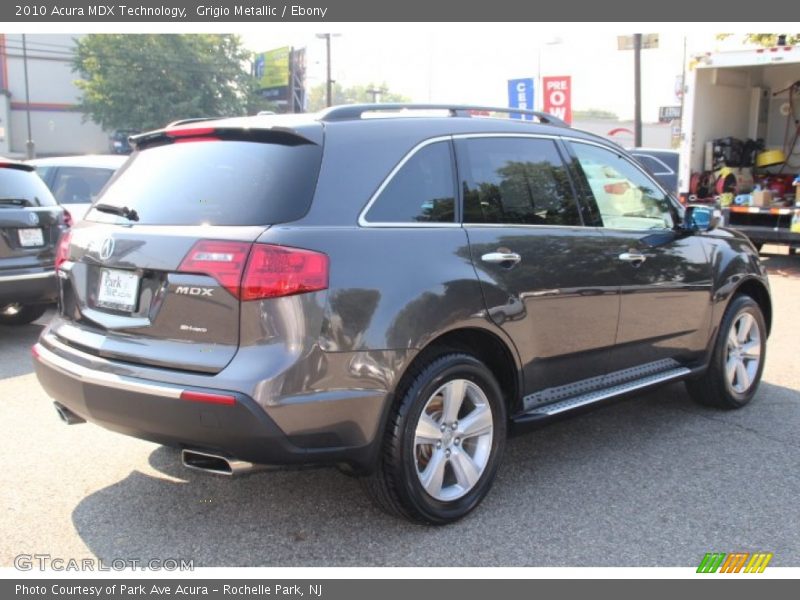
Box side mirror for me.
[683,204,722,233]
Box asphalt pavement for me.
[1,248,798,567]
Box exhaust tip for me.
[182,449,255,476]
[54,402,86,425]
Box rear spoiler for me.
[0,159,35,172]
[130,124,321,150]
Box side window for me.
[365,141,456,224]
[632,154,672,175]
[459,137,580,226]
[571,142,674,230]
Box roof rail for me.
[318,104,568,127]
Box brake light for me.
[165,126,217,139]
[178,240,251,298]
[177,241,329,300]
[242,244,328,300]
[55,231,72,270]
[63,209,73,228]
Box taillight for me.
[242,244,329,300]
[63,209,73,228]
[177,240,329,301]
[177,240,251,298]
[55,231,72,270]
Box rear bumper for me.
[32,341,383,471]
[0,270,57,306]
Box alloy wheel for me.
[413,378,494,501]
[725,312,762,394]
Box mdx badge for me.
[175,286,214,297]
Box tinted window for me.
[0,168,57,206]
[460,137,580,226]
[571,142,674,230]
[51,167,116,204]
[365,141,455,223]
[632,154,671,174]
[86,140,322,226]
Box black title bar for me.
[0,0,784,22]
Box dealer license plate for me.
[18,228,44,247]
[96,268,140,312]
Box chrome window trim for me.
[630,152,675,175]
[358,132,566,228]
[562,136,676,201]
[358,135,459,228]
[563,136,681,231]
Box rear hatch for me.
[0,162,65,273]
[53,123,323,374]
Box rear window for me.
[0,168,57,207]
[51,167,116,205]
[86,139,322,226]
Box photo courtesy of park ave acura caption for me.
[0,0,799,596]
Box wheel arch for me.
[733,277,772,336]
[393,325,523,421]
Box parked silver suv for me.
[34,105,771,524]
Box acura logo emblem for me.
[99,238,115,260]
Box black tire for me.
[0,304,47,326]
[686,295,766,409]
[362,353,506,525]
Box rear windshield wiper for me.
[0,197,33,207]
[94,203,139,222]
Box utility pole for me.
[21,34,35,159]
[633,33,642,148]
[366,87,384,103]
[316,34,333,107]
[316,33,341,108]
[324,34,332,108]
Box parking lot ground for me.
[1,247,798,567]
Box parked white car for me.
[28,155,127,221]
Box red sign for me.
[543,76,572,125]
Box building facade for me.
[0,33,108,158]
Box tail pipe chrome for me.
[181,449,268,477]
[54,402,86,425]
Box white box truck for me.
[679,45,800,253]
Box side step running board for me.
[517,367,690,419]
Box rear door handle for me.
[481,252,522,265]
[618,252,647,265]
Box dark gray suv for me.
[1,159,67,325]
[33,105,771,524]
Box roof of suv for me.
[133,104,617,150]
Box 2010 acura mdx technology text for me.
[33,105,771,524]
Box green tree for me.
[306,82,410,111]
[73,34,259,132]
[717,33,800,47]
[573,109,619,120]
